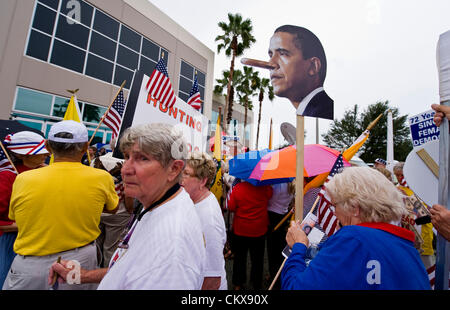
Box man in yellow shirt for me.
[3,120,118,290]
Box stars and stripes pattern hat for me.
[6,131,48,155]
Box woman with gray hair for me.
[181,151,227,290]
[281,166,430,289]
[49,123,206,289]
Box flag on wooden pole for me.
[210,109,223,204]
[146,57,176,109]
[316,154,344,236]
[103,90,126,139]
[268,118,273,150]
[187,74,202,111]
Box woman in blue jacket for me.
[281,166,430,290]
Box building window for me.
[12,87,113,144]
[178,60,206,106]
[25,0,170,89]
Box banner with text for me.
[113,70,209,158]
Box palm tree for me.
[236,66,257,147]
[214,69,243,124]
[254,76,274,149]
[215,13,256,132]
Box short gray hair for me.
[47,132,86,157]
[119,123,187,168]
[186,152,217,189]
[325,166,407,223]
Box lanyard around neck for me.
[119,183,181,248]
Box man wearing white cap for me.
[3,120,119,290]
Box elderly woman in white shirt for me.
[181,151,227,290]
[48,123,206,290]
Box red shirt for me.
[227,182,273,237]
[0,164,30,236]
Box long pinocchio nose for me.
[241,58,276,70]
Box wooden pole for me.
[88,80,126,147]
[273,194,321,232]
[295,115,305,222]
[268,189,321,290]
[268,115,305,291]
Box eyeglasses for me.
[182,170,197,178]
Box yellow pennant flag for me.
[50,95,82,164]
[63,95,82,122]
[210,112,223,204]
[268,118,273,150]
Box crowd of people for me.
[0,102,449,290]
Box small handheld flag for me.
[146,57,176,109]
[103,90,126,139]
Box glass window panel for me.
[85,53,113,83]
[60,0,93,27]
[199,85,205,100]
[15,88,52,115]
[106,132,112,144]
[88,129,103,144]
[53,96,70,117]
[197,71,206,86]
[50,39,86,73]
[17,119,44,132]
[55,13,90,49]
[180,61,193,79]
[32,4,57,35]
[38,0,59,10]
[119,25,141,52]
[89,31,116,61]
[93,10,119,40]
[141,38,159,61]
[114,65,133,89]
[26,30,51,61]
[179,76,192,94]
[178,91,188,103]
[117,45,138,70]
[83,104,106,123]
[139,56,156,75]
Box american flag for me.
[104,90,126,139]
[225,177,241,210]
[316,154,344,236]
[115,181,124,202]
[187,75,202,111]
[146,58,176,109]
[427,264,450,290]
[0,142,15,173]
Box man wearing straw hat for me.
[3,120,119,290]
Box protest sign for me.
[113,70,209,158]
[404,139,439,207]
[409,109,440,148]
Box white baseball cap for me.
[6,131,49,155]
[48,120,88,143]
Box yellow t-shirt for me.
[9,162,119,256]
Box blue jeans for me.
[0,232,17,289]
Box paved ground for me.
[223,211,283,291]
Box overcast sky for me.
[148,0,450,150]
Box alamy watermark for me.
[65,0,81,25]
